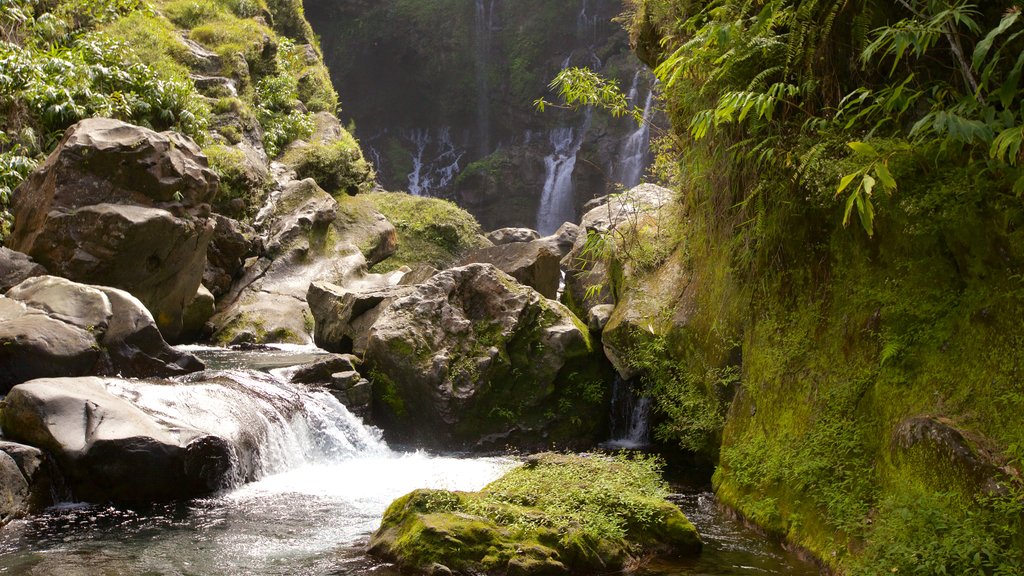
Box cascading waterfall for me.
[616,70,656,187]
[473,0,495,157]
[604,375,654,450]
[407,128,465,196]
[536,122,588,236]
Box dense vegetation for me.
[549,0,1024,572]
[0,0,364,236]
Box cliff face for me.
[304,0,658,232]
[594,1,1024,573]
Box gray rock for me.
[0,441,53,514]
[364,263,610,450]
[0,451,29,524]
[210,179,397,345]
[288,353,361,384]
[459,240,562,299]
[204,215,258,299]
[9,118,219,342]
[563,184,672,316]
[548,222,581,258]
[180,285,216,342]
[588,304,615,333]
[330,370,362,388]
[0,276,203,392]
[486,227,541,245]
[0,247,46,293]
[308,281,413,355]
[1,377,234,503]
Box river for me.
[0,346,820,575]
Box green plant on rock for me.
[283,134,374,196]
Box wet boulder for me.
[0,377,234,503]
[0,248,46,293]
[0,276,203,392]
[364,263,611,451]
[0,372,313,503]
[458,239,562,299]
[8,118,218,342]
[210,179,397,346]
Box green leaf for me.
[874,162,897,192]
[837,172,858,195]
[972,11,1020,71]
[848,141,878,156]
[862,173,876,197]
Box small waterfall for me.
[604,376,654,449]
[105,369,390,487]
[616,71,656,187]
[407,128,465,196]
[536,123,587,236]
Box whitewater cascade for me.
[616,70,656,187]
[536,123,587,236]
[407,128,465,196]
[604,375,654,449]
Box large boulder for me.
[562,184,672,316]
[459,240,562,299]
[364,263,611,451]
[210,179,397,345]
[0,248,46,293]
[308,281,414,355]
[369,454,701,575]
[0,373,309,503]
[0,276,203,392]
[0,377,233,503]
[8,118,218,341]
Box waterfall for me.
[473,0,494,156]
[616,71,656,187]
[407,128,465,196]
[536,123,587,236]
[603,376,653,449]
[105,369,390,486]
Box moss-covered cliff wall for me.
[595,1,1024,572]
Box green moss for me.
[370,367,406,417]
[370,454,701,575]
[282,131,374,196]
[203,143,272,219]
[364,192,485,272]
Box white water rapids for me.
[0,347,513,576]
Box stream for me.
[0,346,820,575]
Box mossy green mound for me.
[364,192,488,272]
[369,453,701,575]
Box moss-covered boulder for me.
[364,263,612,451]
[364,191,489,273]
[368,453,701,575]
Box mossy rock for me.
[369,454,701,575]
[364,192,489,273]
[364,264,612,451]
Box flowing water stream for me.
[0,346,820,575]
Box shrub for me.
[204,143,271,218]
